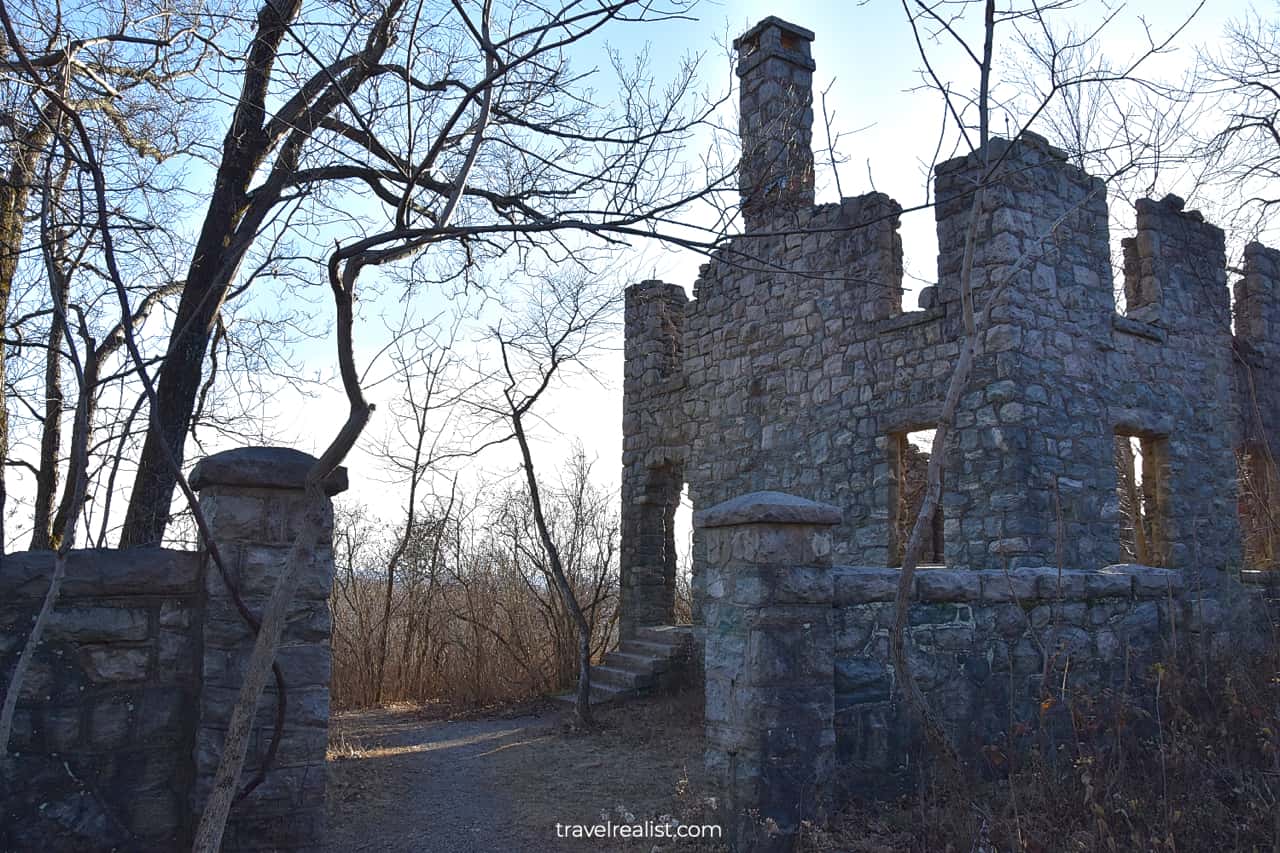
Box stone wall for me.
[1236,243,1280,567]
[0,549,202,851]
[832,562,1186,791]
[0,446,344,852]
[1113,196,1241,572]
[620,15,1277,632]
[700,490,1272,842]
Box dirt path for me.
[325,694,714,853]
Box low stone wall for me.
[832,563,1183,792]
[0,446,344,853]
[699,490,1275,850]
[0,549,202,851]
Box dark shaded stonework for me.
[1,446,344,852]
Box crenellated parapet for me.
[1124,195,1232,330]
[618,14,1280,642]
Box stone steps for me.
[554,625,694,708]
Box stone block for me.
[134,687,188,741]
[231,544,333,602]
[980,569,1038,603]
[1084,571,1134,599]
[834,567,904,603]
[205,642,330,691]
[1121,565,1184,598]
[47,606,149,643]
[726,524,833,567]
[79,645,149,683]
[190,445,347,496]
[39,705,81,752]
[198,685,329,729]
[89,696,134,749]
[744,621,833,685]
[835,658,891,703]
[126,786,182,840]
[916,570,981,602]
[202,493,267,542]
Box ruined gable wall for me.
[626,137,1257,601]
[621,18,1262,642]
[1234,242,1280,567]
[680,192,914,570]
[1110,197,1241,571]
[680,133,1127,573]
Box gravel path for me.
[325,708,566,853]
[324,695,712,853]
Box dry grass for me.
[804,648,1280,852]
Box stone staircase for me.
[556,625,695,706]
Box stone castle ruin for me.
[620,16,1280,636]
[618,17,1280,844]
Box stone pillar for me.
[734,17,815,232]
[699,491,839,852]
[190,447,347,852]
[621,280,688,637]
[1235,242,1280,568]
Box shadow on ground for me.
[324,693,711,852]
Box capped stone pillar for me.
[698,491,839,853]
[190,447,347,852]
[734,17,816,232]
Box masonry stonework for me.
[191,446,345,852]
[699,491,838,851]
[0,549,202,850]
[0,445,344,852]
[619,17,1279,636]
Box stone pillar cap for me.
[734,16,815,49]
[190,446,349,496]
[734,17,816,75]
[694,490,841,528]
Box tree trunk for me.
[119,206,250,546]
[31,270,68,549]
[120,0,304,547]
[0,126,50,554]
[510,402,594,726]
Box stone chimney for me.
[734,17,816,232]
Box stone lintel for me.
[695,490,841,529]
[190,446,348,496]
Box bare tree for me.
[0,0,210,551]
[1199,9,1280,235]
[481,271,618,725]
[892,0,1199,755]
[123,0,722,545]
